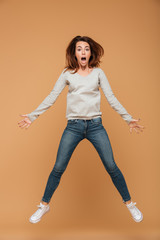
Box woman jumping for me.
[18,35,145,224]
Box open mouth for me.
[81,57,86,61]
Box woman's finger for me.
[18,121,26,127]
[131,118,141,123]
[18,119,26,124]
[134,128,139,134]
[133,126,141,132]
[20,123,28,129]
[136,125,145,130]
[25,124,30,129]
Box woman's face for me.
[75,41,91,68]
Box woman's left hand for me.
[128,118,145,134]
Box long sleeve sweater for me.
[26,67,133,124]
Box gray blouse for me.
[27,67,133,124]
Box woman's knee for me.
[51,165,65,177]
[106,161,119,174]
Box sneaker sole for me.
[29,207,50,224]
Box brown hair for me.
[63,35,104,74]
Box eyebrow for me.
[77,46,90,48]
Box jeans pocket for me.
[91,117,102,125]
[67,119,78,124]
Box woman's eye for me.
[77,49,90,51]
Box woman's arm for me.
[99,68,133,124]
[26,69,67,123]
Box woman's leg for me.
[87,122,131,203]
[41,125,83,204]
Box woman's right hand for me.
[18,114,32,130]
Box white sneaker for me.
[29,202,50,223]
[126,201,143,222]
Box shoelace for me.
[127,202,140,216]
[32,204,47,216]
[37,203,48,208]
[37,204,43,208]
[127,202,136,208]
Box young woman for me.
[18,35,145,224]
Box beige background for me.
[0,0,159,239]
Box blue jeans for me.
[41,117,131,203]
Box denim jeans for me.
[41,117,131,203]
